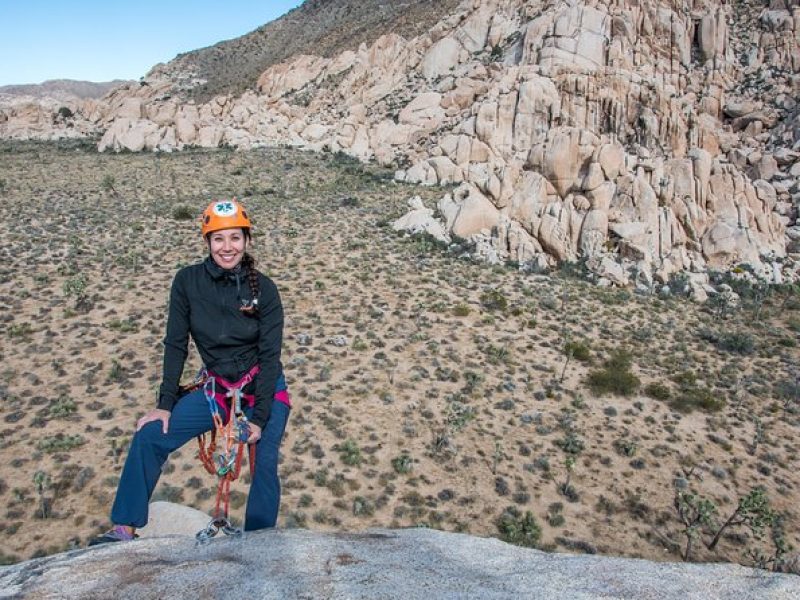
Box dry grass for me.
[0,140,797,569]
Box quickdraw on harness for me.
[191,365,259,543]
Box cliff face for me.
[2,0,798,284]
[1,526,798,599]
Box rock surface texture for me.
[1,527,798,600]
[2,0,799,281]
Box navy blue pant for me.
[110,389,290,531]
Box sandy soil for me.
[0,141,797,570]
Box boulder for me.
[6,522,796,600]
[579,209,609,257]
[115,97,144,120]
[398,93,444,131]
[537,205,573,261]
[391,196,451,243]
[438,183,501,238]
[509,171,548,236]
[532,127,586,198]
[422,37,464,79]
[138,502,211,538]
[587,255,629,286]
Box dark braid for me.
[240,251,260,316]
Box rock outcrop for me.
[1,526,798,599]
[2,0,799,282]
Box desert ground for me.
[0,140,797,570]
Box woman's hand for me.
[247,422,262,444]
[136,409,171,434]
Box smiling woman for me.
[0,0,302,86]
[208,228,248,270]
[89,198,292,545]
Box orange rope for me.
[197,401,252,523]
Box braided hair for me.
[240,249,260,316]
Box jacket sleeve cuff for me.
[157,396,176,412]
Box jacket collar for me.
[204,256,243,281]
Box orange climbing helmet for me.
[201,199,252,237]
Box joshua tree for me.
[33,471,51,519]
[675,490,716,561]
[706,487,775,551]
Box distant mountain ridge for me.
[148,0,462,102]
[0,79,130,101]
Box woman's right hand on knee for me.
[136,409,171,434]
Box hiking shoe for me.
[88,525,137,546]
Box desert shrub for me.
[497,506,541,548]
[445,399,475,431]
[774,379,800,412]
[484,344,511,365]
[555,431,584,455]
[614,438,637,457]
[171,205,194,220]
[152,484,184,504]
[391,454,413,474]
[313,468,328,487]
[452,302,471,317]
[669,371,724,413]
[339,195,360,207]
[108,360,125,383]
[352,496,374,516]
[787,316,800,333]
[700,328,756,355]
[717,332,756,355]
[62,274,87,299]
[564,340,591,362]
[462,370,484,395]
[48,397,77,419]
[556,260,588,280]
[108,318,138,333]
[540,295,559,310]
[585,350,640,396]
[339,439,362,466]
[37,434,85,453]
[228,490,247,509]
[480,290,508,312]
[100,174,116,193]
[667,272,690,297]
[672,386,723,413]
[645,382,671,401]
[7,323,33,339]
[411,232,448,254]
[547,502,565,527]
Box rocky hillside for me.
[148,0,463,102]
[1,0,799,286]
[0,79,129,101]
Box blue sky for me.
[0,1,303,86]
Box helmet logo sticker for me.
[213,201,237,217]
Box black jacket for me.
[156,256,284,429]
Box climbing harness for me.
[191,365,259,543]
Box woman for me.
[90,199,290,544]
